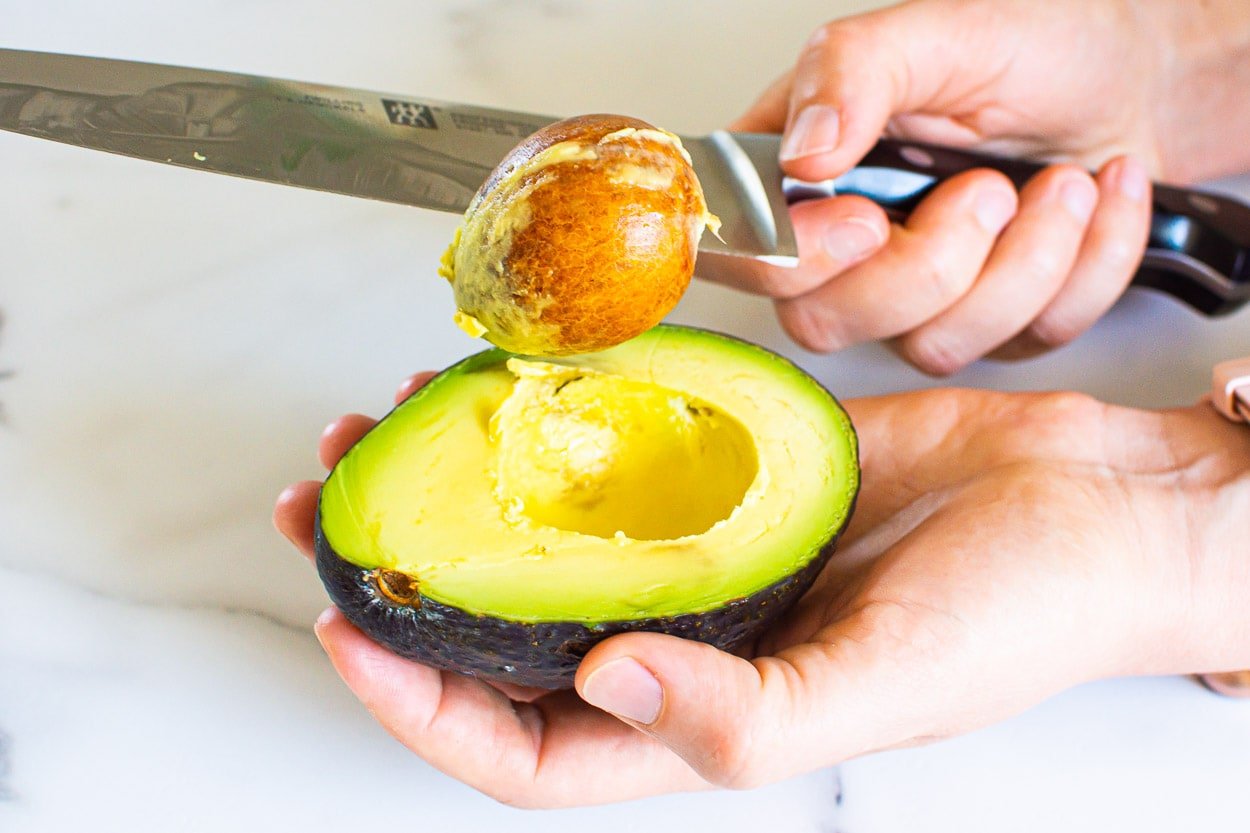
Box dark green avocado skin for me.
[314,508,849,689]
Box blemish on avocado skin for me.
[374,569,421,606]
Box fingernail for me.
[1059,177,1098,222]
[579,657,663,725]
[975,186,1016,233]
[823,217,884,264]
[1116,157,1149,201]
[781,104,840,162]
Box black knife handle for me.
[785,138,1250,316]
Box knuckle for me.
[764,269,826,300]
[1028,163,1086,195]
[1020,246,1067,282]
[490,789,543,810]
[912,245,976,307]
[1095,235,1142,272]
[804,21,835,49]
[795,26,835,85]
[799,19,873,80]
[949,167,1017,208]
[699,729,763,790]
[899,330,968,377]
[854,598,968,660]
[969,167,1017,194]
[1025,313,1084,349]
[809,18,861,50]
[999,390,1110,457]
[1037,389,1105,424]
[777,299,845,353]
[830,16,878,45]
[1048,163,1091,182]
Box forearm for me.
[1147,0,1250,181]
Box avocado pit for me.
[439,115,719,356]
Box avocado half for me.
[314,325,859,689]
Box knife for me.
[2,48,1248,315]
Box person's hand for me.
[274,374,1250,806]
[699,0,1250,373]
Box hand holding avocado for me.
[698,0,1250,374]
[276,382,1250,805]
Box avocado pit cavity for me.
[490,358,758,541]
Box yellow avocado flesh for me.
[491,358,758,540]
[319,326,858,623]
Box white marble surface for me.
[2,1,1249,830]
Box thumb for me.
[574,630,889,789]
[778,5,955,181]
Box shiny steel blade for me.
[0,48,796,261]
[685,131,797,264]
[0,47,551,215]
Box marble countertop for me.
[2,0,1249,830]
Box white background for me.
[2,1,1248,830]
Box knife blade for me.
[0,48,796,263]
[4,47,1250,314]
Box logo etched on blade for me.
[383,99,437,129]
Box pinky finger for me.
[995,156,1152,359]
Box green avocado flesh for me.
[319,325,858,623]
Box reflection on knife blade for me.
[0,48,797,261]
[0,78,501,212]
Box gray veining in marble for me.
[0,560,310,637]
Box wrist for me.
[1147,0,1250,181]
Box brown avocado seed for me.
[440,114,719,356]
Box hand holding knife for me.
[2,47,1249,316]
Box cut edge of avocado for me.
[314,513,841,689]
[314,324,859,687]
